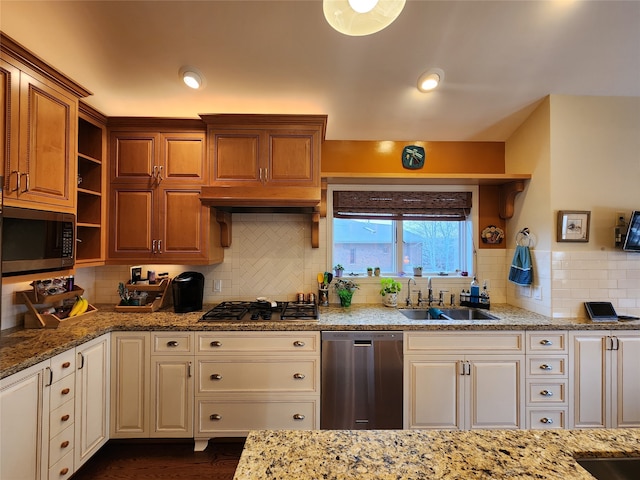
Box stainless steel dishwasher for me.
[321,331,403,429]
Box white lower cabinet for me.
[194,332,320,451]
[404,331,525,430]
[569,330,640,428]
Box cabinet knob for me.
[167,341,179,347]
[61,414,70,422]
[210,341,222,347]
[539,364,552,371]
[540,417,553,424]
[293,373,305,380]
[293,341,305,347]
[61,441,70,449]
[210,373,222,380]
[60,467,69,475]
[539,339,553,346]
[210,414,222,421]
[61,388,70,395]
[293,414,305,420]
[540,390,553,397]
[62,362,71,369]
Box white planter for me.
[383,293,398,307]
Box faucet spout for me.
[406,277,417,307]
[427,276,433,306]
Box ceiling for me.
[1,1,639,141]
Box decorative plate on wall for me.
[402,145,425,169]
[481,225,505,244]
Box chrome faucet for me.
[427,277,434,306]
[438,290,449,307]
[406,277,417,307]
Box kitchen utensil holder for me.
[114,277,172,313]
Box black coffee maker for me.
[172,271,205,313]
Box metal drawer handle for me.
[61,414,70,422]
[293,373,306,379]
[60,467,69,475]
[210,341,222,347]
[540,417,553,424]
[293,414,305,420]
[210,414,222,421]
[61,441,70,449]
[62,362,71,369]
[539,339,553,346]
[540,390,553,397]
[539,364,552,371]
[167,341,179,347]
[61,388,70,395]
[293,341,305,347]
[210,373,222,380]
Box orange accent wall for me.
[321,141,505,175]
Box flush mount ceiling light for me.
[323,0,406,36]
[417,68,444,92]
[179,66,205,90]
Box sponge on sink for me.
[428,308,444,318]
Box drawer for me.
[197,332,319,354]
[526,408,567,430]
[405,331,523,353]
[527,356,567,377]
[50,349,76,382]
[49,399,74,438]
[152,332,194,354]
[526,380,568,405]
[49,424,74,467]
[197,358,319,394]
[49,374,75,411]
[526,332,567,353]
[48,450,73,480]
[196,398,317,434]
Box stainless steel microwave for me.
[1,206,75,276]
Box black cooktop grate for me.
[200,300,317,322]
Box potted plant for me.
[374,267,381,276]
[367,267,373,277]
[334,278,359,307]
[379,278,402,307]
[413,266,423,277]
[333,264,345,278]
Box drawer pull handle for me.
[539,364,552,371]
[61,414,70,422]
[60,467,69,475]
[210,374,222,380]
[210,341,222,347]
[293,414,305,420]
[62,362,71,369]
[293,341,305,347]
[540,390,553,397]
[210,414,222,421]
[539,339,553,346]
[61,440,70,449]
[61,388,70,395]
[293,373,305,379]
[540,417,553,424]
[167,341,179,347]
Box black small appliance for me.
[172,271,205,313]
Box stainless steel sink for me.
[399,308,499,320]
[577,457,640,480]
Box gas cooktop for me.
[200,300,318,322]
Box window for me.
[331,189,474,275]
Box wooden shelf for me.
[115,278,172,313]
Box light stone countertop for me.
[1,303,638,379]
[233,428,640,480]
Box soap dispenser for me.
[470,276,480,303]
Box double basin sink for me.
[399,307,499,321]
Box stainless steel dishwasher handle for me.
[354,340,372,346]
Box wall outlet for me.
[533,285,542,300]
[519,285,531,297]
[616,212,627,226]
[213,279,222,292]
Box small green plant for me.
[333,264,344,271]
[379,278,402,296]
[367,267,373,271]
[334,278,359,307]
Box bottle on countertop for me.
[470,276,480,303]
[481,280,490,304]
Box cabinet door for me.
[569,332,607,428]
[159,189,208,261]
[1,59,20,197]
[612,333,640,428]
[160,132,207,185]
[0,361,49,480]
[111,333,150,438]
[75,335,110,468]
[405,356,462,430]
[267,129,319,187]
[210,130,262,185]
[150,356,193,437]
[467,355,524,429]
[110,132,158,183]
[109,187,156,259]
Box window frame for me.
[328,184,479,277]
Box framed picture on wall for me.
[557,210,591,242]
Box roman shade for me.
[333,191,472,221]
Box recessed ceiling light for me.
[323,0,406,36]
[417,68,444,92]
[179,66,205,90]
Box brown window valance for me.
[333,191,472,221]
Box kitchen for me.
[2,1,640,479]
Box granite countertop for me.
[233,428,640,480]
[1,303,639,379]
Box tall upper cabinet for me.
[1,33,90,213]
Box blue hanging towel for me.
[509,245,533,286]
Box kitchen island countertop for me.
[2,303,639,379]
[233,428,640,480]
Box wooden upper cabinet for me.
[162,132,207,184]
[212,131,262,185]
[110,132,158,183]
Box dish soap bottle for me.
[470,276,480,304]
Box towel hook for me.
[516,228,533,247]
